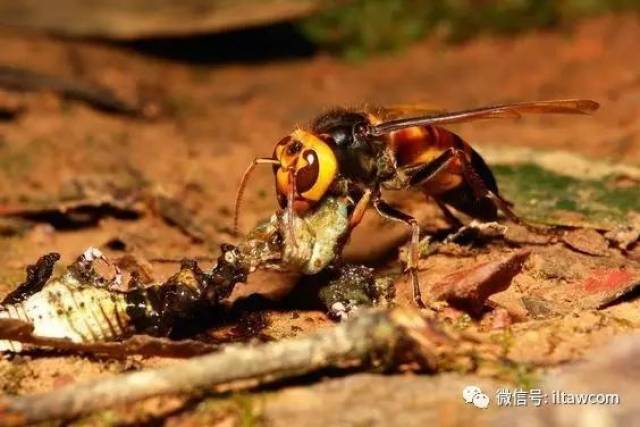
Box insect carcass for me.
[0,196,356,352]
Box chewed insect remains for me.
[234,99,600,307]
[0,196,386,352]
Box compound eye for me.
[273,135,292,161]
[294,142,337,203]
[286,140,303,155]
[295,150,319,193]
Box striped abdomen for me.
[389,125,471,192]
[0,251,244,353]
[388,125,500,221]
[389,125,472,168]
[0,275,131,352]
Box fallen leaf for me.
[532,265,640,314]
[504,224,553,245]
[561,228,609,256]
[429,250,530,314]
[577,268,640,309]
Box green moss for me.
[194,393,264,427]
[301,0,640,57]
[300,0,439,59]
[490,328,514,357]
[233,393,264,427]
[499,362,542,389]
[451,313,472,331]
[493,163,640,228]
[74,410,123,427]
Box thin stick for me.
[0,319,219,359]
[0,308,440,426]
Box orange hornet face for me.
[273,129,338,213]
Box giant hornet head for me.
[272,129,338,212]
[233,128,338,235]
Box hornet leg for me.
[435,199,463,229]
[408,148,521,224]
[372,196,425,308]
[349,188,373,228]
[452,150,521,224]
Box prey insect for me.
[234,99,600,307]
[0,249,242,353]
[0,196,371,352]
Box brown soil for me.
[1,13,640,426]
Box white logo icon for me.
[462,385,482,403]
[462,385,490,409]
[472,392,490,409]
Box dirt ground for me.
[1,13,640,426]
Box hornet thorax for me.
[311,109,396,185]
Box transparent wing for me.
[367,103,447,121]
[369,99,599,135]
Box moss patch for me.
[194,393,265,427]
[494,163,640,229]
[301,0,640,57]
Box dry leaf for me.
[429,250,530,314]
[562,228,609,256]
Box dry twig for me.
[0,318,219,358]
[0,308,451,426]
